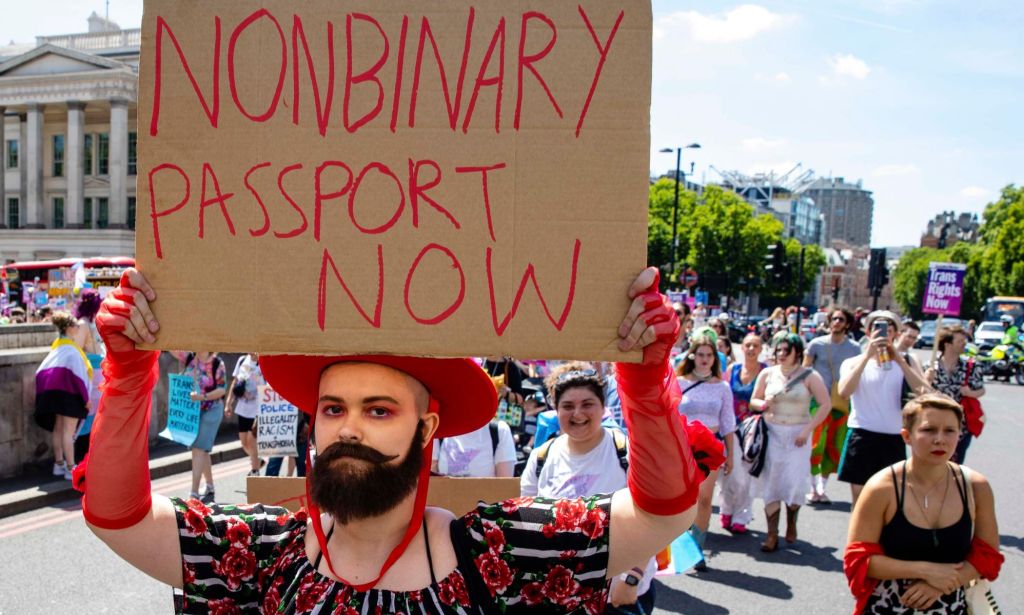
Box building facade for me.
[0,14,138,262]
[920,211,979,249]
[769,195,824,245]
[802,177,874,248]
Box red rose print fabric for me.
[171,493,612,614]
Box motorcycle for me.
[976,339,1024,385]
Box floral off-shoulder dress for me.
[170,494,613,614]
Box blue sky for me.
[3,1,1021,247]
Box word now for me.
[150,6,623,137]
[315,240,581,334]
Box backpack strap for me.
[488,422,499,456]
[534,436,557,478]
[610,428,629,473]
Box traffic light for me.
[867,248,888,291]
[765,243,787,284]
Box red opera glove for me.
[615,273,724,515]
[77,277,160,529]
[966,536,1004,581]
[843,541,884,615]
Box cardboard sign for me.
[137,0,651,361]
[257,384,299,457]
[922,262,966,316]
[247,476,521,516]
[159,373,201,446]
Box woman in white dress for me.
[750,333,831,552]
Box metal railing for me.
[37,29,141,52]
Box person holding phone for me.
[837,311,929,507]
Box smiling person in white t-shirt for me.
[521,361,657,615]
[431,418,516,477]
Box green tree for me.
[891,244,984,320]
[679,186,782,302]
[647,178,696,286]
[976,185,1024,299]
[892,247,942,320]
[759,239,827,304]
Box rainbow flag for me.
[655,531,704,575]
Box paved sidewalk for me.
[0,437,245,519]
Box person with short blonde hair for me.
[845,393,1003,613]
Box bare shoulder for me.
[862,464,898,503]
[426,505,457,526]
[958,465,993,498]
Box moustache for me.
[317,441,400,465]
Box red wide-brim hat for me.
[260,354,497,439]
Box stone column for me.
[108,98,128,228]
[24,103,44,228]
[66,101,85,228]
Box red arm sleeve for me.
[614,282,725,516]
[75,281,161,529]
[844,541,884,615]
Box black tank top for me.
[879,463,972,564]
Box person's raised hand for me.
[95,268,159,358]
[617,267,680,366]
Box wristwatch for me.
[623,567,643,587]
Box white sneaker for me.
[63,465,75,481]
[53,462,67,477]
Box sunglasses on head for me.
[556,369,598,384]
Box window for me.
[128,132,137,176]
[7,198,18,229]
[84,134,94,176]
[83,198,93,229]
[97,197,109,228]
[5,140,17,169]
[53,197,65,228]
[98,133,109,175]
[127,196,136,230]
[52,135,65,177]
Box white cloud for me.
[871,164,919,177]
[654,5,786,43]
[773,72,791,82]
[741,137,786,152]
[830,53,872,79]
[960,186,991,199]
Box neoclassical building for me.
[0,13,138,261]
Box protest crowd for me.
[21,279,1004,613]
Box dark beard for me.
[309,422,425,524]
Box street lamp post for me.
[659,144,701,284]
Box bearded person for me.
[74,267,724,614]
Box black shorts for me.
[838,428,906,486]
[236,415,256,433]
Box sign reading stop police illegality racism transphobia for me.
[137,0,652,361]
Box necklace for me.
[905,463,952,548]
[692,371,713,382]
